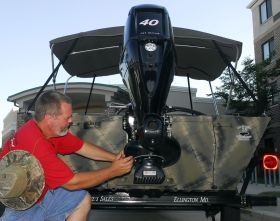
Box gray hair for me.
[34,91,72,122]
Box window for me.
[260,0,272,24]
[270,81,280,105]
[262,38,275,61]
[264,138,275,152]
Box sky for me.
[0,0,254,141]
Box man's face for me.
[51,102,73,137]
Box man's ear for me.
[44,114,54,123]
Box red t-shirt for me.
[0,119,84,202]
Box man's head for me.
[35,91,73,137]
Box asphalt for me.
[238,183,280,221]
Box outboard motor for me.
[120,4,181,184]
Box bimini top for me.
[49,26,242,81]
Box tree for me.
[214,57,280,116]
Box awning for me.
[50,26,242,81]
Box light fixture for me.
[263,154,279,170]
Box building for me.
[248,0,280,154]
[1,82,225,145]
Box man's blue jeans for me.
[0,188,88,221]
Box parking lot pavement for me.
[88,210,219,221]
[239,183,280,221]
[238,183,280,195]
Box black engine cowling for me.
[120,4,175,121]
[120,4,181,184]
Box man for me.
[0,90,134,221]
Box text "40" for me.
[139,19,159,26]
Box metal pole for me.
[64,76,74,94]
[26,38,79,113]
[208,81,219,115]
[254,167,258,184]
[85,77,96,115]
[51,44,56,90]
[239,157,258,195]
[278,160,280,185]
[212,40,257,103]
[269,170,272,186]
[264,169,267,186]
[224,44,240,113]
[187,76,194,114]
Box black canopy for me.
[50,26,242,81]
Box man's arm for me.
[75,141,116,161]
[62,155,133,190]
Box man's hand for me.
[65,144,133,191]
[110,155,134,177]
[63,154,134,190]
[114,150,126,160]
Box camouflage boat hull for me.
[62,114,269,192]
